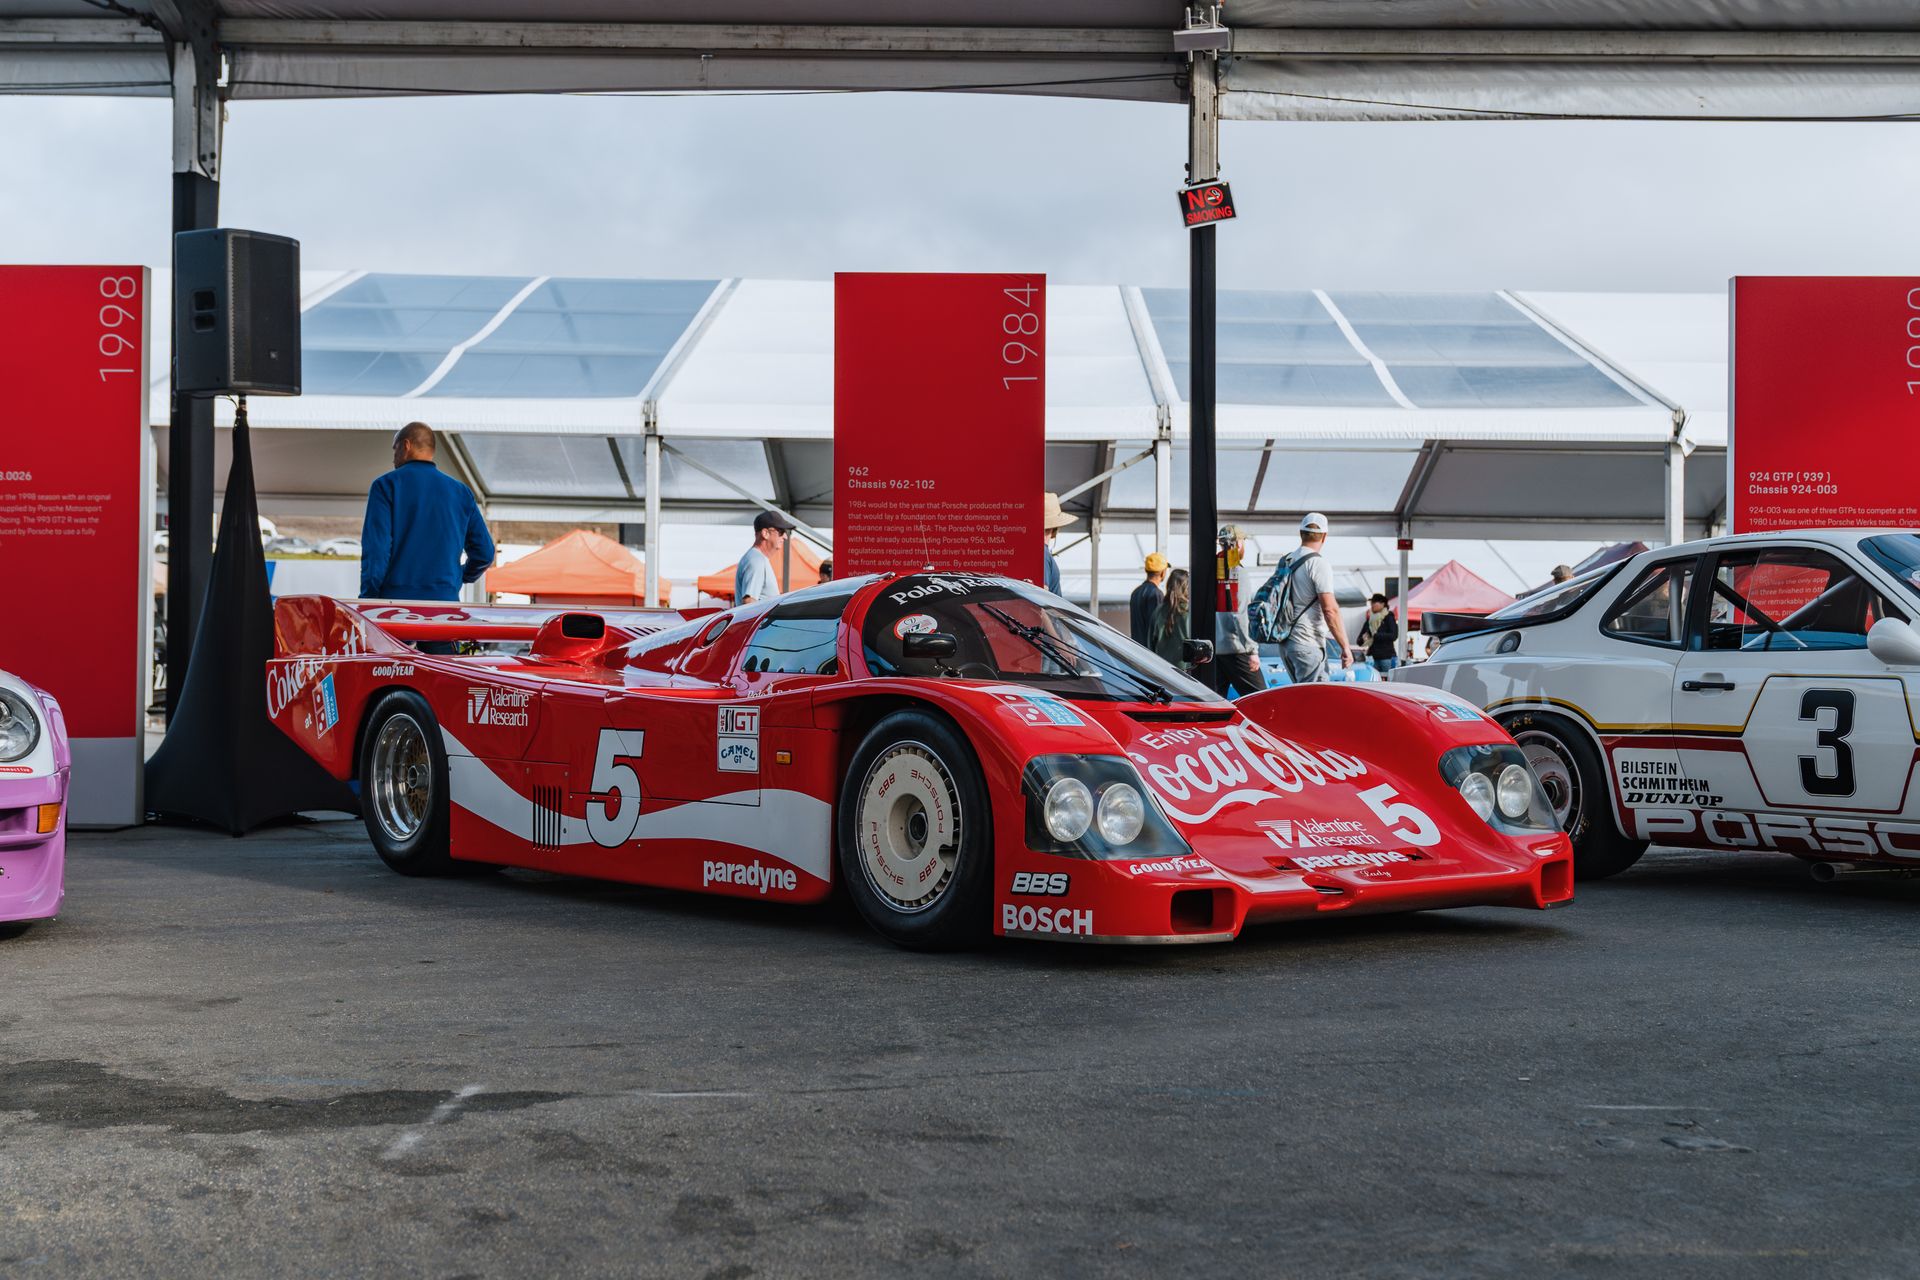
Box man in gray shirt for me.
[1274,512,1355,683]
[736,510,794,604]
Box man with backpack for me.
[1248,512,1354,684]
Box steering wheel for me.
[953,661,998,680]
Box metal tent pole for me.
[643,426,661,606]
[1186,36,1221,662]
[165,29,221,721]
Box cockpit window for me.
[862,574,1220,704]
[739,582,861,677]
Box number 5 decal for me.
[1357,783,1442,847]
[587,729,647,848]
[1798,689,1857,798]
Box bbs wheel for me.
[359,690,456,877]
[836,709,992,950]
[1501,709,1647,880]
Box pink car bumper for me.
[0,765,67,924]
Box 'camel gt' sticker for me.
[893,614,938,639]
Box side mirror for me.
[902,632,958,659]
[1869,617,1920,666]
[1183,639,1214,666]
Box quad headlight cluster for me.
[1439,744,1554,833]
[1023,755,1189,858]
[0,688,40,764]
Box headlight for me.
[1439,743,1554,833]
[1496,764,1533,819]
[1023,755,1192,859]
[1096,783,1145,845]
[1459,771,1495,822]
[1043,778,1094,843]
[0,689,40,763]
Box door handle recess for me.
[1682,680,1736,692]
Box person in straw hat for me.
[1041,492,1076,596]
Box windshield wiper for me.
[979,603,1171,704]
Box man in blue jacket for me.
[359,422,495,601]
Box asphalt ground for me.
[4,824,1919,1279]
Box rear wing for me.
[274,595,717,657]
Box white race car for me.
[1394,529,1920,879]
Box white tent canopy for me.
[11,2,1920,121]
[142,269,1727,542]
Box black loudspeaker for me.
[174,228,302,396]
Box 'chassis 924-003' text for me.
[267,572,1572,949]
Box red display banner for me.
[1732,276,1920,532]
[834,273,1045,583]
[0,266,150,821]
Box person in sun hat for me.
[1130,551,1169,646]
[1041,492,1076,596]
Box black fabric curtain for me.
[146,403,359,833]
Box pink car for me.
[0,670,67,933]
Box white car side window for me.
[1602,561,1694,648]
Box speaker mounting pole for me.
[165,4,222,721]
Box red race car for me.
[268,573,1572,948]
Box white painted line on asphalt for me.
[383,1083,486,1159]
[1580,1104,1697,1110]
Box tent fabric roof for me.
[484,527,669,605]
[146,274,1730,540]
[1390,559,1513,624]
[12,2,1920,117]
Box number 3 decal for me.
[587,729,647,848]
[1357,783,1442,847]
[1798,689,1857,798]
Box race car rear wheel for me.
[1501,710,1647,880]
[836,709,991,950]
[360,690,456,877]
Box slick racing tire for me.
[359,690,458,877]
[1500,709,1648,881]
[837,709,992,950]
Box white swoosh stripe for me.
[441,728,831,882]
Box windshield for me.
[1861,535,1920,606]
[862,574,1222,704]
[1485,564,1616,622]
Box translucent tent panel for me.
[613,438,776,502]
[1254,446,1422,515]
[459,433,629,500]
[302,273,532,396]
[1328,291,1644,410]
[1142,287,1397,408]
[1105,440,1261,512]
[427,277,720,399]
[1044,286,1158,438]
[1516,291,1728,443]
[658,280,832,438]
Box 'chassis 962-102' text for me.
[269,572,1572,948]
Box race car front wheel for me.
[836,709,992,950]
[1501,710,1647,880]
[359,690,457,877]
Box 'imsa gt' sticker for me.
[717,705,761,773]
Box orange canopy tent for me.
[697,540,824,601]
[1390,560,1513,627]
[485,529,670,607]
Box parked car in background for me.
[1395,530,1920,881]
[319,537,362,557]
[0,669,68,934]
[265,536,316,557]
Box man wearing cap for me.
[1130,552,1168,647]
[1041,492,1074,596]
[736,510,796,605]
[1213,525,1265,698]
[1273,512,1353,684]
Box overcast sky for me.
[5,89,1920,290]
